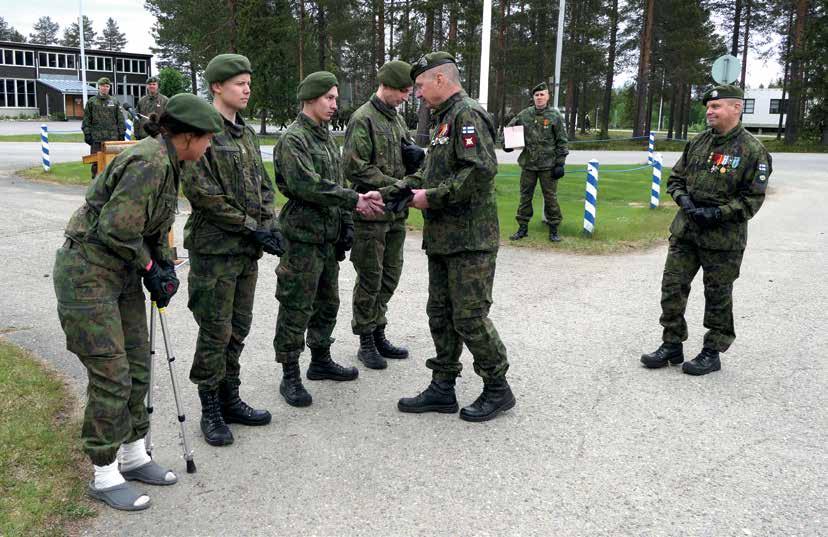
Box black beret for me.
[297,71,338,100]
[378,60,413,89]
[205,54,252,84]
[410,51,456,81]
[532,82,548,94]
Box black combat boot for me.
[307,347,359,381]
[459,378,516,422]
[509,224,528,241]
[682,348,721,376]
[398,378,459,413]
[280,362,312,407]
[373,326,409,359]
[640,342,684,368]
[198,388,234,446]
[358,333,387,370]
[218,381,272,426]
[548,226,562,242]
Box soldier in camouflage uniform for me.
[272,71,385,407]
[54,94,222,511]
[82,77,126,179]
[182,54,282,447]
[342,60,423,370]
[504,82,569,242]
[641,84,771,376]
[135,76,169,140]
[384,52,515,422]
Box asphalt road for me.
[0,146,825,537]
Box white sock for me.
[93,460,125,489]
[118,438,152,472]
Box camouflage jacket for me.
[342,94,413,222]
[668,123,771,251]
[135,93,169,139]
[506,105,568,170]
[396,90,499,255]
[64,135,179,271]
[182,114,275,258]
[274,112,358,244]
[81,94,126,143]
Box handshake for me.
[677,195,722,229]
[355,191,386,218]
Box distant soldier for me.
[81,77,125,178]
[342,60,424,370]
[641,84,771,376]
[504,82,569,242]
[136,76,168,139]
[272,71,385,408]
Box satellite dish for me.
[711,54,742,85]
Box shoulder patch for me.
[461,125,478,148]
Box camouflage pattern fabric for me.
[82,94,126,144]
[54,135,180,465]
[182,113,275,389]
[515,168,562,226]
[506,105,568,171]
[135,92,169,139]
[659,123,771,351]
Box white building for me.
[742,87,787,134]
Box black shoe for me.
[307,347,359,381]
[373,326,409,359]
[640,343,684,368]
[358,333,387,370]
[198,388,234,446]
[682,348,721,376]
[509,224,528,241]
[280,362,312,407]
[548,226,561,242]
[459,379,516,422]
[218,381,272,426]
[398,379,459,413]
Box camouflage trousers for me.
[350,219,406,335]
[660,237,744,353]
[187,253,258,390]
[516,168,562,227]
[273,239,340,363]
[53,241,150,466]
[425,251,509,382]
[89,142,103,178]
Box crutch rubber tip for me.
[186,459,197,474]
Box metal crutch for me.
[145,303,157,458]
[154,301,197,473]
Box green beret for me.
[97,77,111,86]
[205,53,252,84]
[297,71,338,101]
[164,93,224,134]
[410,51,456,81]
[702,84,744,104]
[146,76,159,84]
[532,82,548,94]
[378,60,413,89]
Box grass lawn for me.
[0,338,96,537]
[0,133,85,143]
[19,162,92,186]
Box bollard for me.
[647,131,655,164]
[583,159,599,236]
[650,153,662,209]
[41,124,50,172]
[125,116,133,141]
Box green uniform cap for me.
[532,82,548,94]
[205,53,252,84]
[377,60,413,90]
[97,77,111,86]
[702,84,744,104]
[146,76,159,84]
[410,51,456,81]
[164,93,224,134]
[297,71,338,100]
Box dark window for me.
[116,58,123,71]
[14,50,23,65]
[769,99,788,114]
[25,51,34,66]
[105,57,112,71]
[67,55,75,69]
[132,59,139,73]
[6,80,16,107]
[743,99,755,114]
[49,53,57,67]
[4,50,12,64]
[26,80,35,107]
[58,54,66,68]
[39,52,47,66]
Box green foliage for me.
[158,67,190,97]
[60,16,95,48]
[0,17,25,42]
[95,17,127,51]
[28,16,60,45]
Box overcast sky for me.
[6,1,783,89]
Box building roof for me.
[38,77,99,96]
[0,40,152,59]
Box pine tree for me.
[29,16,60,44]
[96,17,127,51]
[60,16,96,48]
[0,17,26,42]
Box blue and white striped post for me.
[650,153,662,209]
[40,124,50,172]
[583,159,599,236]
[647,131,655,164]
[125,116,133,141]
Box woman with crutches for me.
[53,93,223,512]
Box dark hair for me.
[143,112,209,138]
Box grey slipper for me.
[87,481,151,511]
[121,461,178,486]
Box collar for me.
[161,134,181,186]
[534,105,548,113]
[433,90,466,117]
[224,113,245,138]
[297,112,329,141]
[710,122,743,146]
[370,94,397,120]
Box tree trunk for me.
[448,1,458,52]
[674,83,686,140]
[260,108,267,135]
[493,0,509,128]
[298,1,305,80]
[317,0,326,71]
[667,82,677,139]
[189,56,198,95]
[784,0,810,145]
[376,0,385,69]
[578,80,587,135]
[645,67,657,137]
[739,0,751,89]
[777,9,794,140]
[599,0,619,139]
[682,83,691,140]
[227,0,238,53]
[416,3,436,147]
[731,0,742,57]
[633,0,655,137]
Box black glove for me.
[335,222,355,262]
[401,138,426,175]
[676,195,696,213]
[253,228,285,256]
[384,186,414,214]
[84,134,93,146]
[140,262,179,308]
[552,164,566,179]
[688,206,722,229]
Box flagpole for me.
[79,0,88,106]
